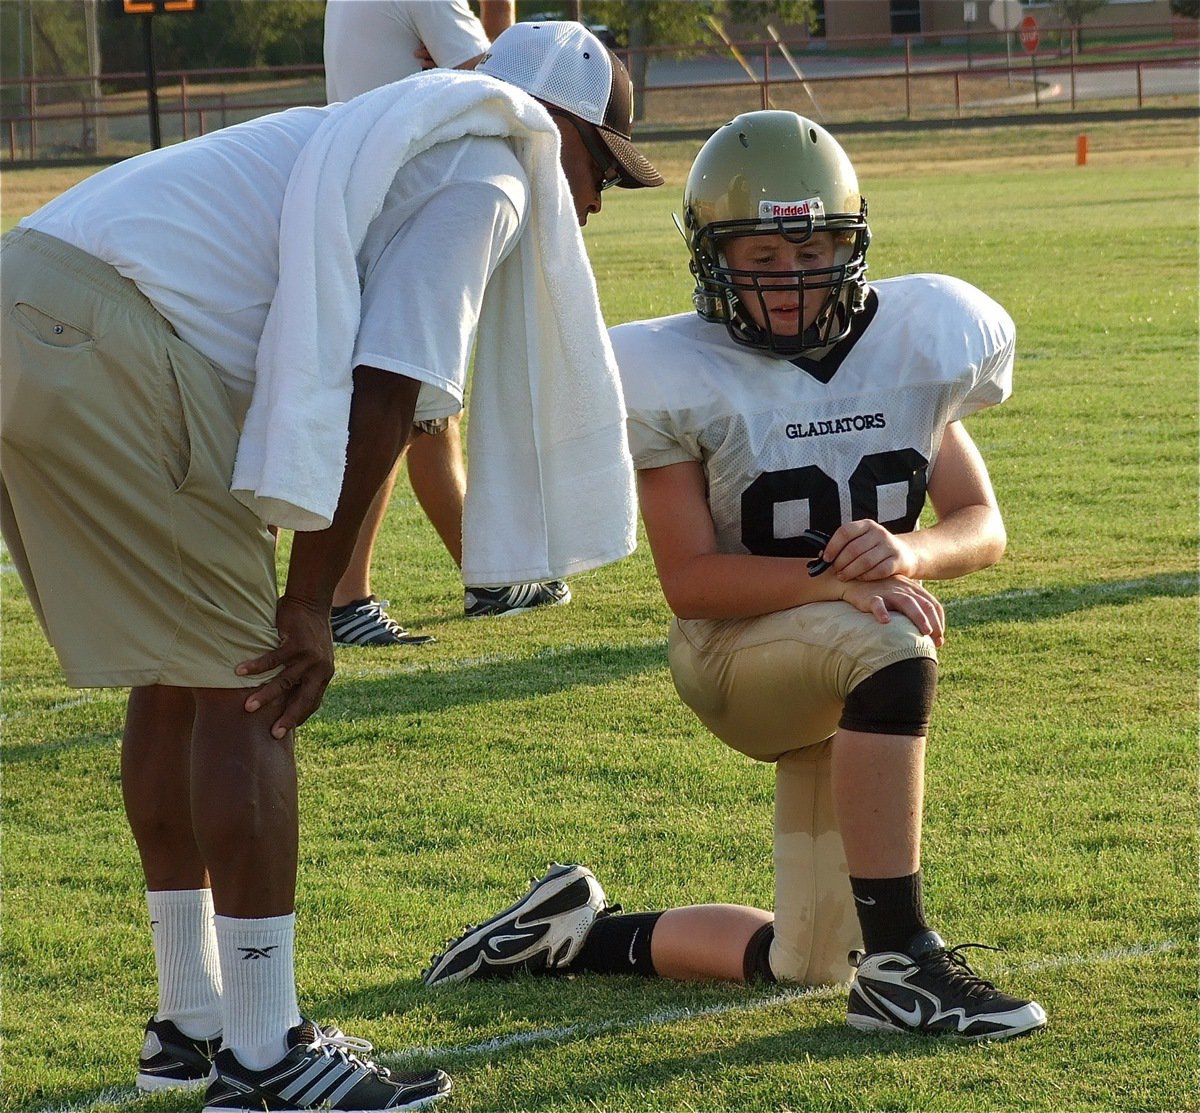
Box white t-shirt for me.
[610,274,1013,555]
[25,110,529,421]
[324,0,491,102]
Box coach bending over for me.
[0,21,660,1112]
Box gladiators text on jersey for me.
[785,412,886,440]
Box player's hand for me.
[235,595,335,739]
[414,42,436,69]
[839,576,945,647]
[825,519,918,582]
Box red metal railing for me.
[2,22,1195,163]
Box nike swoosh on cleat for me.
[859,983,925,1027]
[488,931,540,951]
[878,996,924,1026]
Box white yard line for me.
[31,940,1182,1113]
[941,573,1194,611]
[0,691,110,724]
[384,939,1184,1066]
[339,573,1197,681]
[7,575,1194,716]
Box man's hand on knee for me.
[236,595,335,738]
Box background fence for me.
[2,21,1196,164]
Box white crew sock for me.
[215,913,302,1070]
[146,889,222,1039]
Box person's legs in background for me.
[331,416,572,641]
[329,453,435,648]
[407,418,465,569]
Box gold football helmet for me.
[680,111,870,355]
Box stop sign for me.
[1019,14,1040,53]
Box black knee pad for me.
[839,657,938,737]
[743,922,778,983]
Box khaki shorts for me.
[1,228,279,688]
[668,603,937,984]
[412,416,451,436]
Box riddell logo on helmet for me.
[759,197,825,220]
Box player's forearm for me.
[655,552,847,620]
[904,504,1006,581]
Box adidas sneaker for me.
[330,596,434,647]
[202,1019,451,1111]
[463,580,571,618]
[137,1015,220,1092]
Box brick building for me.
[792,0,1174,43]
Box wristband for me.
[799,528,832,577]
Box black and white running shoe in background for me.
[202,1019,451,1111]
[847,929,1047,1040]
[423,863,606,987]
[330,596,435,647]
[463,580,571,618]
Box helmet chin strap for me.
[725,282,842,357]
[798,300,850,360]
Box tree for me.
[1,1,93,96]
[99,0,325,76]
[1,0,101,152]
[1049,0,1108,51]
[1169,0,1199,19]
[579,0,817,119]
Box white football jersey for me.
[610,273,1013,556]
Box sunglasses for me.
[548,109,621,192]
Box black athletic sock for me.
[849,871,928,956]
[567,911,662,976]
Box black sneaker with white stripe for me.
[463,580,571,618]
[202,1020,451,1111]
[422,863,606,986]
[137,1015,220,1092]
[847,929,1047,1041]
[330,596,434,647]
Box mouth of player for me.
[763,302,802,332]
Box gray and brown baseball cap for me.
[477,20,664,189]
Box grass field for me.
[1,118,1197,1112]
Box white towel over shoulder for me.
[231,70,635,585]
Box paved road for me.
[1039,59,1198,101]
